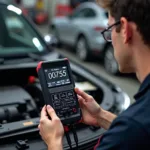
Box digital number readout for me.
[44,66,71,88]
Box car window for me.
[71,9,87,18]
[0,6,46,55]
[72,8,96,18]
[84,8,96,18]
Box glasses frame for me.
[101,21,121,42]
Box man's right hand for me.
[75,88,102,127]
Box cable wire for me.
[64,124,79,150]
[64,126,73,150]
[71,125,79,150]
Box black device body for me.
[36,58,81,125]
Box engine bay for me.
[0,86,38,124]
[0,66,104,125]
[0,63,127,150]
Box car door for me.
[58,8,89,45]
[63,7,98,46]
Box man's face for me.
[108,15,134,73]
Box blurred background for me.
[4,0,140,104]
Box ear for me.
[120,17,132,44]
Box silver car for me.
[50,2,119,75]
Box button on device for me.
[65,103,69,107]
[53,100,60,104]
[52,94,59,100]
[69,101,76,107]
[72,108,77,113]
[54,103,61,106]
[63,107,69,111]
[64,98,70,102]
[54,103,62,109]
[60,92,67,99]
[66,101,74,107]
[61,102,65,107]
[67,91,74,97]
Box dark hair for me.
[97,0,150,46]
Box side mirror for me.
[44,34,58,48]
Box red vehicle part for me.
[56,4,73,17]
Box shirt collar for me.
[134,74,150,100]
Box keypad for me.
[51,90,77,118]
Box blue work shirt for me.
[96,74,150,150]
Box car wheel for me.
[104,47,119,75]
[76,36,90,61]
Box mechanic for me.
[38,0,150,149]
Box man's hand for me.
[75,88,102,126]
[75,88,117,130]
[38,105,64,150]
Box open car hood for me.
[0,51,130,150]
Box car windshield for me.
[0,5,47,56]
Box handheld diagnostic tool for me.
[36,58,81,125]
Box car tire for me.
[76,36,90,61]
[104,46,119,75]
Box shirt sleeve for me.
[96,116,148,150]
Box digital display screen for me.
[44,66,71,88]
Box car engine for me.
[0,86,38,124]
[0,74,103,126]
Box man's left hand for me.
[38,105,64,149]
